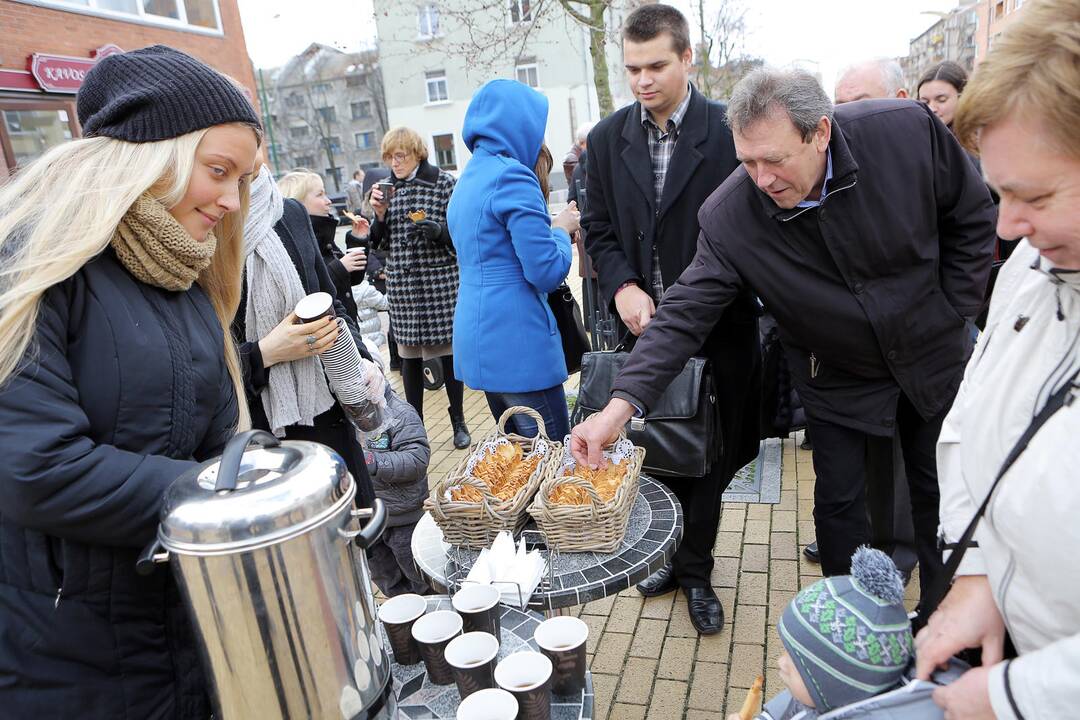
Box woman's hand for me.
[932,665,996,720]
[915,575,1006,680]
[552,200,581,235]
[370,187,388,221]
[258,313,339,368]
[341,248,367,273]
[351,216,371,237]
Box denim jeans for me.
[484,385,570,442]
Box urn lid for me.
[157,431,354,554]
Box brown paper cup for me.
[494,651,552,720]
[452,584,502,638]
[456,687,518,720]
[411,610,463,685]
[376,593,426,665]
[445,631,499,700]
[534,616,588,697]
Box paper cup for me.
[456,687,518,720]
[445,631,499,699]
[494,651,552,720]
[376,593,426,665]
[294,292,334,323]
[411,610,463,685]
[534,616,588,696]
[452,584,502,638]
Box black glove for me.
[414,219,443,242]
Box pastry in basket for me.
[451,443,540,503]
[549,460,627,505]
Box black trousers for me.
[806,393,946,603]
[658,461,731,588]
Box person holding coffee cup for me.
[369,127,471,449]
[278,170,369,325]
[0,45,260,718]
[232,152,377,508]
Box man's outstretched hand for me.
[570,398,635,468]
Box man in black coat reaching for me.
[582,3,762,635]
[574,67,997,623]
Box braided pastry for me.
[450,444,539,503]
[548,461,627,505]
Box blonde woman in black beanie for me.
[0,45,260,718]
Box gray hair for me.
[727,67,834,141]
[575,121,596,144]
[838,57,906,96]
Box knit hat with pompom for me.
[778,546,913,712]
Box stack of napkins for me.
[463,531,546,608]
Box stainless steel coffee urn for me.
[137,430,395,719]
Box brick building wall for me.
[0,0,257,175]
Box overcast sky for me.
[238,0,960,93]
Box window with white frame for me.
[317,106,337,124]
[433,133,457,171]
[355,131,375,149]
[23,0,220,30]
[351,101,372,120]
[418,5,440,37]
[289,125,310,139]
[515,61,539,88]
[425,71,449,103]
[509,0,531,23]
[293,155,316,168]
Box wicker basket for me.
[527,435,645,553]
[424,406,561,549]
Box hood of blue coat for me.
[462,79,548,167]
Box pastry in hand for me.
[407,210,427,223]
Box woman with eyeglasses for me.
[369,128,470,448]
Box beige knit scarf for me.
[111,193,217,291]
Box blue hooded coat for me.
[448,79,573,392]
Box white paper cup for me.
[294,292,334,323]
[453,584,502,637]
[456,687,518,720]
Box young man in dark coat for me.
[582,3,762,635]
[574,68,997,622]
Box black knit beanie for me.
[77,45,261,142]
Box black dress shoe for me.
[803,541,820,563]
[636,563,677,597]
[685,587,724,635]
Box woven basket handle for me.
[431,476,498,520]
[497,405,548,440]
[545,474,605,521]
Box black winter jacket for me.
[0,250,238,719]
[613,100,997,435]
[309,212,364,323]
[584,85,762,481]
[234,198,376,508]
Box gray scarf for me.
[243,166,335,435]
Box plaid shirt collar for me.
[640,84,692,138]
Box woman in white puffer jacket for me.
[914,2,1080,718]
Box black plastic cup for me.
[445,631,499,700]
[534,616,589,697]
[452,584,502,638]
[494,651,553,720]
[376,593,426,665]
[410,610,463,685]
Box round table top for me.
[411,475,683,611]
[382,596,594,719]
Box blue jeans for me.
[485,386,570,442]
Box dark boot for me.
[685,587,724,635]
[449,407,471,449]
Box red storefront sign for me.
[24,45,124,94]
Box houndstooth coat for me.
[370,160,458,347]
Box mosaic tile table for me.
[384,596,594,719]
[411,476,683,612]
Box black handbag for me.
[572,337,719,478]
[547,283,590,374]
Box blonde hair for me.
[380,127,428,162]
[954,0,1080,158]
[0,128,253,430]
[277,170,324,203]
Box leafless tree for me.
[693,0,758,100]
[555,0,615,116]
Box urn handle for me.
[341,498,387,549]
[215,430,281,492]
[135,536,169,576]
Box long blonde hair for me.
[0,128,253,430]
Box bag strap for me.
[922,364,1080,616]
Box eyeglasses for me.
[385,152,411,163]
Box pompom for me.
[850,546,905,605]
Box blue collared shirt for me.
[796,149,833,208]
